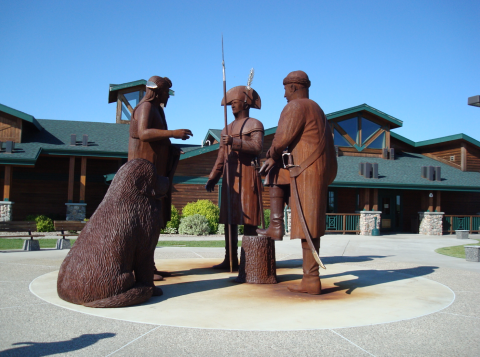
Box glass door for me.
[379,191,403,232]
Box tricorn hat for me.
[221,86,261,109]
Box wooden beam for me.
[364,188,370,211]
[373,188,378,211]
[461,143,467,171]
[358,116,362,146]
[385,128,391,149]
[3,165,12,201]
[118,93,134,114]
[333,122,357,147]
[116,98,122,123]
[435,191,441,212]
[68,156,75,202]
[363,129,385,149]
[80,157,87,203]
[428,192,434,212]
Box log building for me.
[0,79,479,234]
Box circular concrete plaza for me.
[30,258,454,331]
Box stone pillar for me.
[418,212,444,235]
[0,201,13,222]
[65,203,87,221]
[360,211,381,236]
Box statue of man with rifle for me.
[206,66,265,271]
[257,70,337,294]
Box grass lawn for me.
[435,239,480,259]
[157,240,241,248]
[0,238,240,250]
[0,239,60,250]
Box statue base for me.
[236,235,277,284]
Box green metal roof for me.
[391,132,480,149]
[326,104,403,128]
[202,129,222,146]
[0,103,43,131]
[108,79,147,103]
[332,153,480,192]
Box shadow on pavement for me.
[0,333,115,357]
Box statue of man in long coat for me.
[206,86,264,270]
[257,71,337,294]
[129,75,193,281]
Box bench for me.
[0,221,42,251]
[54,221,87,250]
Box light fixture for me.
[468,95,480,107]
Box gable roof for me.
[108,79,147,103]
[391,132,480,149]
[0,103,43,131]
[326,104,403,128]
[202,129,222,146]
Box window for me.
[333,116,386,150]
[327,190,335,213]
[120,91,143,121]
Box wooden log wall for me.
[419,144,462,167]
[336,188,357,213]
[0,112,23,143]
[466,143,480,172]
[390,137,415,153]
[1,156,120,220]
[441,191,480,215]
[401,190,422,232]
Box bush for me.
[161,205,180,234]
[217,224,225,235]
[26,214,54,232]
[182,200,220,234]
[263,209,271,228]
[178,214,210,236]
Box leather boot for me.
[213,224,239,270]
[256,185,285,240]
[288,238,321,294]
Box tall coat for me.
[266,98,337,239]
[209,117,264,226]
[128,103,178,229]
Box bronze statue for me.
[257,71,337,294]
[128,75,193,281]
[57,159,169,307]
[206,85,264,270]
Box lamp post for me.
[468,95,480,107]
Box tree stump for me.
[235,235,277,284]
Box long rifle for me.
[222,36,233,273]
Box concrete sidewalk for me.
[1,233,479,356]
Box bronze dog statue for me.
[57,159,168,308]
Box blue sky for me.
[1,0,478,145]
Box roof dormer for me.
[108,80,147,124]
[0,103,43,143]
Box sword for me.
[284,153,326,269]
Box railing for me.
[325,213,360,234]
[443,215,480,234]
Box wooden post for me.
[461,143,467,172]
[68,157,75,202]
[385,129,391,150]
[373,188,378,211]
[3,165,12,201]
[428,192,434,212]
[421,191,427,211]
[435,191,441,212]
[80,157,87,203]
[364,188,370,211]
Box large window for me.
[333,116,387,150]
[120,91,145,121]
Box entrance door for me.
[379,191,403,232]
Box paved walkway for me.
[1,233,479,356]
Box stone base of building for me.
[0,201,14,222]
[65,203,87,221]
[418,212,444,235]
[359,211,382,236]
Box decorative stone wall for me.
[0,201,14,222]
[360,211,381,236]
[418,212,444,236]
[65,203,87,221]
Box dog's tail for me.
[83,285,155,308]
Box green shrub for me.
[182,200,220,234]
[161,205,180,234]
[178,214,210,236]
[263,209,271,228]
[26,214,54,232]
[217,224,225,235]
